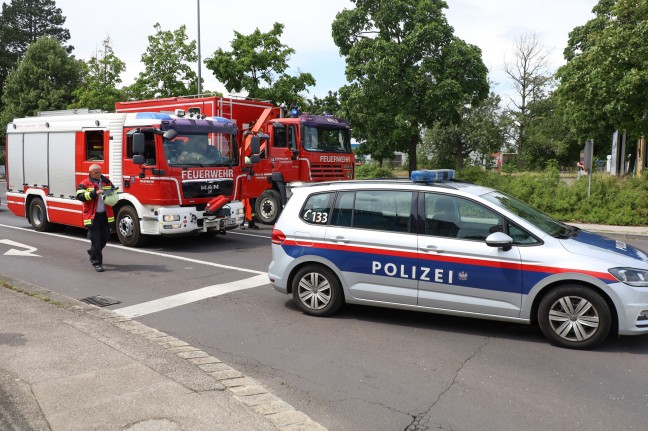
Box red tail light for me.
[271,229,286,245]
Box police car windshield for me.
[302,126,351,153]
[482,191,571,238]
[164,133,237,167]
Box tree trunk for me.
[408,135,418,174]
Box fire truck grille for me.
[310,164,345,180]
[182,179,233,199]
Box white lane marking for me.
[0,239,41,256]
[0,224,265,275]
[114,274,269,318]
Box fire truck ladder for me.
[219,97,233,120]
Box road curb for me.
[0,275,328,431]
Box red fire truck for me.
[4,110,245,246]
[116,96,354,224]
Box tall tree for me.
[332,0,489,173]
[0,0,71,103]
[72,36,126,111]
[205,22,315,106]
[556,0,648,142]
[127,23,198,99]
[422,92,506,169]
[503,32,553,166]
[304,91,341,116]
[1,37,82,131]
[523,94,580,169]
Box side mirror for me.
[132,132,145,154]
[250,155,260,164]
[163,129,178,141]
[250,136,261,155]
[485,231,513,251]
[133,155,145,165]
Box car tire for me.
[255,189,281,225]
[538,285,612,349]
[116,206,146,247]
[29,198,53,232]
[292,264,344,316]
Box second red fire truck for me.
[116,95,355,224]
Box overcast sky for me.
[55,0,598,101]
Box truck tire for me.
[29,198,53,232]
[116,206,146,247]
[255,189,282,225]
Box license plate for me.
[224,218,237,226]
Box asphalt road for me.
[2,185,648,431]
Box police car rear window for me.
[300,192,334,225]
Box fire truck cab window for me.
[288,126,297,150]
[86,131,104,161]
[273,126,287,148]
[126,131,156,165]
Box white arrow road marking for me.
[114,273,269,318]
[0,239,41,257]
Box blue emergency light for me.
[410,169,455,183]
[135,112,173,120]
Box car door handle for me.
[332,236,350,243]
[422,245,444,253]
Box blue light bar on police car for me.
[410,169,455,183]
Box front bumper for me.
[153,201,244,234]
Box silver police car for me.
[268,170,648,349]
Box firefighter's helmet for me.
[102,190,119,207]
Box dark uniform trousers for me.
[88,212,109,265]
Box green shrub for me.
[355,163,395,179]
[459,168,647,226]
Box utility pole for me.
[197,0,202,96]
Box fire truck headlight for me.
[163,215,181,222]
[236,208,244,215]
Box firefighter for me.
[76,164,115,272]
[241,198,258,229]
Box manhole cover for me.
[79,295,121,307]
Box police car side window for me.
[331,191,354,227]
[508,224,539,244]
[300,192,334,225]
[353,190,413,232]
[425,194,503,240]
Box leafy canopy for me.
[72,36,126,111]
[332,0,488,172]
[205,22,315,106]
[555,0,648,140]
[127,23,198,99]
[0,0,71,102]
[1,37,82,124]
[422,92,505,170]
